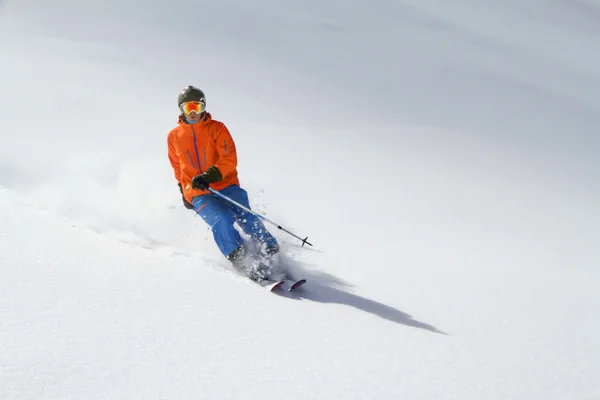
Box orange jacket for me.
[167,112,240,203]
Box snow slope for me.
[1,0,600,399]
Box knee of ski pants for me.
[191,195,243,256]
[218,185,260,226]
[219,186,273,233]
[219,185,252,209]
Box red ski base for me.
[260,279,306,292]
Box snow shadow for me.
[280,256,445,335]
[298,282,445,334]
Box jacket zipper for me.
[191,125,203,173]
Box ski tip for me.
[260,279,306,293]
[289,279,307,291]
[265,280,286,292]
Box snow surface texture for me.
[1,0,600,399]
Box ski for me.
[258,279,286,292]
[287,279,307,291]
[256,278,307,292]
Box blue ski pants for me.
[191,185,278,258]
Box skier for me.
[167,86,280,281]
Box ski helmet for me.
[177,86,206,108]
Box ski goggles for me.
[180,100,206,115]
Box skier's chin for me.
[185,114,201,124]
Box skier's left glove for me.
[191,166,223,191]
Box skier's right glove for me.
[191,166,222,190]
[191,175,210,191]
[178,183,194,210]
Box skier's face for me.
[185,111,201,124]
[180,101,205,124]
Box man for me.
[167,86,279,280]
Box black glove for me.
[191,174,210,191]
[178,183,194,209]
[191,166,222,190]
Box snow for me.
[1,0,600,398]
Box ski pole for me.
[208,187,313,247]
